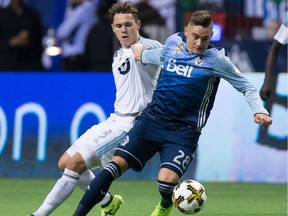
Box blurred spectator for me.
[0,0,43,71]
[147,0,177,35]
[260,10,288,101]
[120,0,177,42]
[134,0,168,43]
[244,0,287,26]
[84,0,117,72]
[197,0,225,12]
[252,19,281,40]
[0,0,11,8]
[56,0,98,72]
[266,19,281,39]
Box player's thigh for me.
[160,126,199,178]
[115,117,160,171]
[74,118,131,169]
[160,144,194,179]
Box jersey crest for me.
[195,56,204,66]
[120,135,129,146]
[118,58,130,75]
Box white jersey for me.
[112,37,162,115]
[67,37,162,169]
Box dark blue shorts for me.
[114,116,200,178]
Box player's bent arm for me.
[260,39,283,100]
[263,40,282,81]
[141,47,165,65]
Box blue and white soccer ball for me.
[172,179,207,214]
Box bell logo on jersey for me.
[120,135,129,146]
[166,58,193,78]
[118,58,130,75]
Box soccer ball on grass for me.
[172,179,207,214]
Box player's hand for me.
[254,113,272,129]
[131,44,144,61]
[259,82,271,101]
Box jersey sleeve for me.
[274,24,288,45]
[141,35,176,65]
[213,49,269,115]
[141,47,164,65]
[274,11,288,44]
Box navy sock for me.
[73,161,121,216]
[158,180,178,208]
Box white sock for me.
[76,169,95,191]
[100,192,112,206]
[32,168,79,216]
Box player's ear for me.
[184,25,188,36]
[137,20,141,29]
[210,22,213,38]
[111,23,116,33]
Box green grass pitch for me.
[0,178,286,216]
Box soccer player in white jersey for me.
[72,10,272,216]
[260,10,288,101]
[31,2,162,216]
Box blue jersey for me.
[141,32,268,132]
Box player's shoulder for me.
[165,32,184,46]
[210,47,240,73]
[113,47,124,60]
[207,44,228,56]
[139,37,163,49]
[160,32,186,54]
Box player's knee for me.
[112,156,129,174]
[58,156,68,171]
[158,167,179,183]
[58,161,64,171]
[66,157,86,174]
[58,152,72,171]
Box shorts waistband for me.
[115,111,139,117]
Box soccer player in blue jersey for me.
[72,10,273,216]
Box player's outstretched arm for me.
[254,113,272,129]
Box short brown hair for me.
[188,10,212,27]
[109,1,139,23]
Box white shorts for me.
[66,113,135,169]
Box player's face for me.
[112,13,141,49]
[184,24,213,55]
